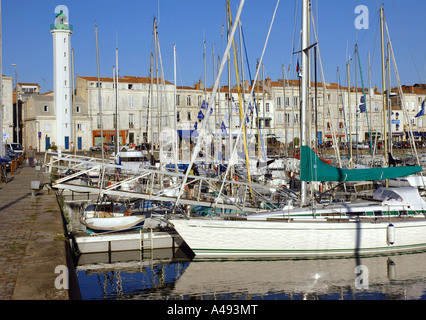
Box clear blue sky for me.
[2,0,425,93]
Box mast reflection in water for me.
[77,248,426,300]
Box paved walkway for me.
[0,163,79,300]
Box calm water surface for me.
[76,248,426,300]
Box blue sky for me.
[2,0,425,93]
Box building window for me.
[129,114,134,128]
[43,104,49,112]
[129,96,134,109]
[187,112,192,121]
[176,95,181,106]
[293,97,299,108]
[77,123,82,131]
[76,105,81,113]
[187,96,191,106]
[266,103,270,112]
[374,102,379,112]
[285,97,290,107]
[128,84,133,90]
[177,111,181,122]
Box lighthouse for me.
[50,5,73,150]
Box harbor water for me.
[76,248,426,300]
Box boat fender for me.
[387,223,395,245]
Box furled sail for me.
[300,146,422,182]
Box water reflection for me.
[77,249,426,300]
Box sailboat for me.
[169,0,426,258]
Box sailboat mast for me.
[355,43,358,163]
[95,24,104,163]
[386,42,392,155]
[149,52,154,160]
[226,9,233,179]
[115,46,119,154]
[173,44,178,173]
[380,6,388,169]
[300,0,310,205]
[347,61,353,168]
[282,64,287,156]
[72,48,76,155]
[154,18,160,148]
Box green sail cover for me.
[300,146,422,182]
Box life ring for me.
[233,175,238,182]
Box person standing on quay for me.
[27,146,36,167]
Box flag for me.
[201,100,208,110]
[359,104,366,113]
[194,121,198,130]
[415,99,425,118]
[198,110,205,120]
[209,107,213,115]
[296,59,300,73]
[248,102,253,114]
[224,111,229,126]
[221,121,227,135]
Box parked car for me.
[402,141,411,149]
[90,144,102,151]
[6,148,19,159]
[352,142,369,150]
[136,143,151,151]
[393,141,402,149]
[322,141,333,148]
[7,143,24,155]
[0,157,12,171]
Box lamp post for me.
[11,64,18,144]
[36,120,41,152]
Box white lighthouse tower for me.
[50,5,73,150]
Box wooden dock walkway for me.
[0,162,80,300]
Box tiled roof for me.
[78,75,173,85]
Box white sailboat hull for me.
[170,217,426,258]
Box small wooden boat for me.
[83,215,146,233]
